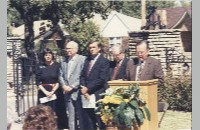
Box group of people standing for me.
[33,40,164,130]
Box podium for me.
[107,79,158,130]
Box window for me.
[108,37,122,49]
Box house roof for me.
[12,20,51,39]
[90,11,141,37]
[158,7,191,29]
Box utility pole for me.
[141,0,146,27]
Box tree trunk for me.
[23,11,35,58]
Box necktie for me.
[86,61,93,76]
[111,62,120,80]
[137,62,144,81]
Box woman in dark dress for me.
[36,48,68,129]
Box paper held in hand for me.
[81,94,96,108]
[39,94,57,103]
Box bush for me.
[158,71,192,112]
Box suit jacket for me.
[109,58,129,80]
[126,57,164,86]
[80,54,109,100]
[59,55,86,100]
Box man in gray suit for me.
[126,40,164,86]
[59,41,86,130]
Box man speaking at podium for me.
[126,40,164,86]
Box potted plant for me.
[96,84,151,130]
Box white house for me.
[90,11,142,46]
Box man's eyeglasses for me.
[65,48,74,50]
[136,51,147,55]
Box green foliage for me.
[9,0,50,20]
[158,72,192,112]
[107,1,124,12]
[7,2,21,36]
[121,1,142,18]
[121,1,175,18]
[114,105,137,128]
[50,47,61,54]
[175,0,192,7]
[58,1,119,25]
[66,21,102,55]
[97,84,151,128]
[180,1,192,7]
[143,106,151,121]
[129,100,139,109]
[146,1,175,9]
[112,84,151,128]
[7,5,23,26]
[135,108,144,125]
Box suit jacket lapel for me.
[68,55,79,78]
[64,57,69,79]
[116,59,124,78]
[110,62,116,79]
[133,65,137,81]
[132,58,139,81]
[140,57,151,80]
[88,54,102,77]
[85,59,90,74]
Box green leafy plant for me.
[158,71,192,112]
[96,84,151,128]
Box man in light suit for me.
[126,40,164,86]
[109,43,129,80]
[80,41,109,130]
[59,41,86,130]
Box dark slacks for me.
[81,108,105,130]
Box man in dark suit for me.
[126,40,164,86]
[80,41,109,130]
[109,43,129,80]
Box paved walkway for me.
[7,88,23,130]
[158,110,191,130]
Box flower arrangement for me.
[96,84,151,129]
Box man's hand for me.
[63,85,73,93]
[83,93,90,100]
[81,86,88,94]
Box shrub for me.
[158,71,192,112]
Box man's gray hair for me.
[111,43,124,53]
[67,41,79,50]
